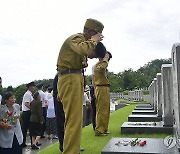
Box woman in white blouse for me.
[0,92,23,154]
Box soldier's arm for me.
[96,53,110,71]
[69,36,97,56]
[96,61,108,72]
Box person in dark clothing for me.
[30,92,44,150]
[53,73,65,152]
[89,85,96,130]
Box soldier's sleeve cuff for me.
[89,39,98,46]
[103,59,109,63]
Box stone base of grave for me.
[128,114,162,122]
[115,103,127,110]
[121,121,173,134]
[101,138,178,154]
[136,104,152,108]
[132,110,156,115]
[134,107,154,110]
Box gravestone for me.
[128,114,162,122]
[156,73,163,117]
[153,78,157,113]
[161,64,173,126]
[128,91,133,101]
[101,138,178,154]
[148,82,154,107]
[132,110,156,115]
[171,43,180,150]
[139,90,144,101]
[121,121,172,134]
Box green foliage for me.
[15,85,27,105]
[108,72,123,92]
[143,90,149,95]
[123,90,128,95]
[86,75,92,85]
[7,86,14,92]
[137,58,171,86]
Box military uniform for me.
[57,19,104,154]
[94,59,110,135]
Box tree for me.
[121,69,136,90]
[7,86,14,92]
[15,85,27,105]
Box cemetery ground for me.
[36,99,168,154]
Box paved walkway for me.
[22,136,59,154]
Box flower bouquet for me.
[2,111,18,127]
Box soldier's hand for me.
[103,53,110,61]
[91,33,104,43]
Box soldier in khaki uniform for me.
[94,50,112,136]
[57,18,104,154]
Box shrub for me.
[143,90,149,95]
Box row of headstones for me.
[149,43,180,148]
[128,90,144,102]
[110,92,124,100]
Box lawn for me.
[38,103,168,154]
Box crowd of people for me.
[0,18,112,154]
[0,80,59,153]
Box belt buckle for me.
[68,69,71,74]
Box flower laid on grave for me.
[114,138,147,147]
[139,140,147,146]
[130,138,140,146]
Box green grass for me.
[38,104,169,154]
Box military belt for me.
[59,69,82,75]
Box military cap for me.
[84,18,104,33]
[36,83,44,89]
[95,42,107,58]
[26,81,35,88]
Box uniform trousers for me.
[58,74,83,154]
[91,97,96,130]
[53,98,65,146]
[53,73,65,152]
[95,86,110,134]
